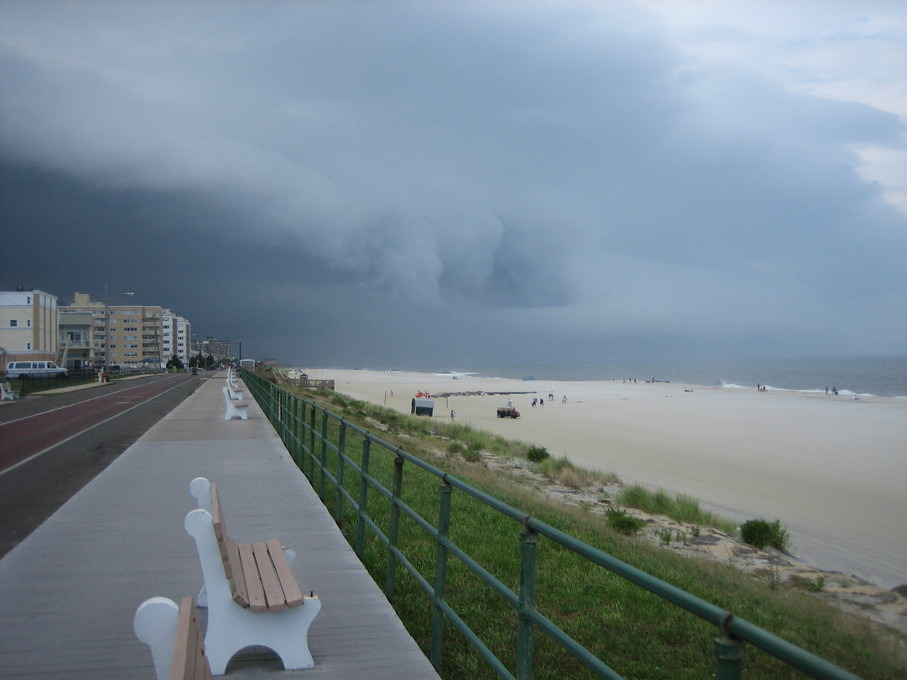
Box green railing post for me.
[517,528,539,680]
[385,456,404,600]
[307,406,316,478]
[430,482,454,670]
[335,422,346,522]
[319,411,330,500]
[355,438,371,558]
[292,396,302,465]
[714,626,745,680]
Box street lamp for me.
[103,283,135,374]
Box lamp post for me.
[103,283,135,376]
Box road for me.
[0,373,203,558]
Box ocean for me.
[430,355,907,399]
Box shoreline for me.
[302,368,907,595]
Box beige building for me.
[0,289,60,370]
[60,292,178,369]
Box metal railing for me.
[242,369,863,680]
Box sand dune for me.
[305,368,907,591]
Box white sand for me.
[305,368,907,590]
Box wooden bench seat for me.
[134,595,213,680]
[184,478,321,674]
[209,481,303,611]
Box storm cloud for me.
[2,1,905,367]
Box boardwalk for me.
[0,374,440,680]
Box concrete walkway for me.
[0,374,440,680]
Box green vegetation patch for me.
[275,385,905,680]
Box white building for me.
[162,311,192,366]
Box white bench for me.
[184,492,321,674]
[1,382,20,401]
[189,477,296,607]
[222,387,248,420]
[225,383,244,401]
[134,595,213,680]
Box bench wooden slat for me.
[170,596,213,680]
[267,538,305,607]
[225,537,248,607]
[238,542,267,612]
[171,597,194,680]
[253,541,288,611]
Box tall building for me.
[0,289,60,369]
[195,336,233,360]
[161,312,192,366]
[60,292,181,370]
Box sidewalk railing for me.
[242,370,862,680]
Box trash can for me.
[411,398,434,416]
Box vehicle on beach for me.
[496,406,521,419]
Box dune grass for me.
[295,388,905,680]
[617,483,738,535]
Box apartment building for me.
[0,289,60,368]
[2,289,194,371]
[60,293,191,370]
[161,312,192,366]
[195,336,233,360]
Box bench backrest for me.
[172,596,212,680]
[209,483,243,599]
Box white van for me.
[4,361,68,379]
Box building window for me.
[9,320,16,327]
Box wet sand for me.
[305,369,907,591]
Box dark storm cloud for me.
[1,1,905,366]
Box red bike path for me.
[0,376,190,473]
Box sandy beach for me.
[304,368,907,592]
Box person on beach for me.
[450,409,455,421]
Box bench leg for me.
[205,596,322,675]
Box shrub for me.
[740,518,789,551]
[462,444,483,463]
[526,445,550,462]
[606,507,647,536]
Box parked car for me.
[496,406,521,419]
[4,360,69,379]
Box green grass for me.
[277,385,906,680]
[617,483,738,534]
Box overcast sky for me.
[2,1,905,369]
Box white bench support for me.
[226,384,244,400]
[1,382,20,401]
[185,508,321,675]
[222,387,248,420]
[135,597,180,680]
[135,596,213,680]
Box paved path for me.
[0,374,440,679]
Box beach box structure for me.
[411,398,434,416]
